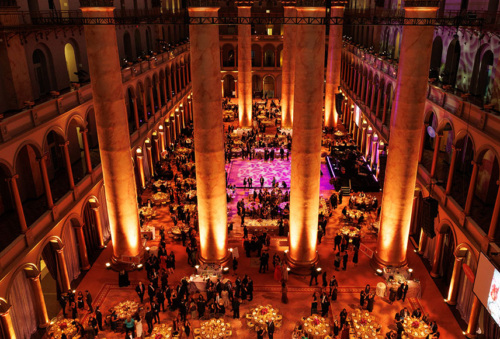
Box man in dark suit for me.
[247,278,254,301]
[148,283,156,303]
[136,281,145,303]
[145,306,154,334]
[401,282,409,302]
[412,307,422,318]
[232,298,240,319]
[267,320,275,339]
[85,290,93,313]
[95,306,103,331]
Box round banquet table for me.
[145,323,174,339]
[152,192,169,204]
[246,305,282,331]
[349,309,382,338]
[197,319,232,338]
[346,209,363,220]
[47,318,81,339]
[402,317,432,339]
[301,315,331,339]
[340,226,360,238]
[110,300,139,320]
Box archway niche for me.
[263,75,275,98]
[222,74,235,98]
[449,134,474,208]
[421,112,438,173]
[0,164,21,252]
[443,38,461,88]
[86,108,100,168]
[16,143,47,226]
[435,122,454,188]
[470,148,499,234]
[429,36,443,79]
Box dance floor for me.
[227,159,333,190]
[227,159,292,188]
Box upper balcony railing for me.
[0,42,189,143]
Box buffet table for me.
[385,280,422,299]
[245,219,279,232]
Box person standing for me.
[95,306,103,331]
[232,298,240,319]
[322,271,328,289]
[281,282,288,304]
[184,320,191,338]
[256,326,264,339]
[352,247,359,267]
[136,281,145,303]
[59,294,67,318]
[334,251,341,271]
[267,320,275,339]
[342,251,349,270]
[402,282,409,302]
[85,290,93,313]
[247,277,254,301]
[320,292,330,317]
[360,290,366,309]
[367,293,375,312]
[309,265,319,286]
[135,314,143,338]
[145,307,154,334]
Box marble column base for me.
[284,252,319,276]
[198,251,232,268]
[111,250,145,272]
[370,254,407,270]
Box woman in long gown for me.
[281,282,288,304]
[274,263,282,282]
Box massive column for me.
[324,3,345,129]
[80,0,142,267]
[237,1,253,127]
[286,4,326,271]
[189,4,229,264]
[281,4,296,128]
[24,267,49,328]
[0,299,16,339]
[372,3,438,268]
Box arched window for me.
[124,31,133,60]
[135,29,142,59]
[33,49,51,95]
[443,38,461,87]
[64,43,79,83]
[429,37,443,79]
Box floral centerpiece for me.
[260,307,268,315]
[155,334,163,339]
[313,317,320,326]
[350,227,356,232]
[412,321,420,328]
[360,318,367,325]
